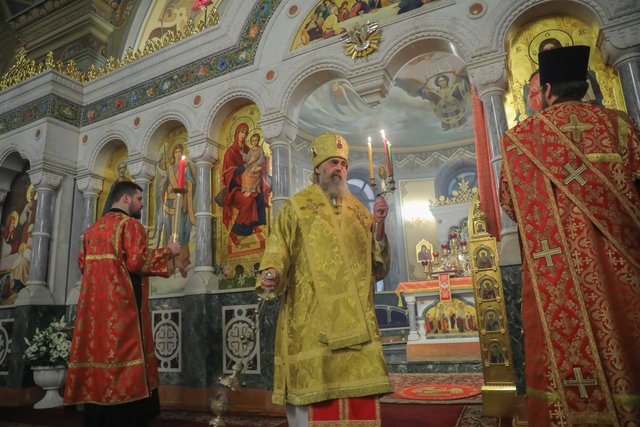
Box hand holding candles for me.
[177,155,187,189]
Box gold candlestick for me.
[171,187,187,243]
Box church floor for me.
[0,403,510,427]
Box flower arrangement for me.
[23,316,73,367]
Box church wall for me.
[0,0,638,413]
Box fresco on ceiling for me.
[135,0,221,50]
[504,15,625,127]
[213,104,272,290]
[292,0,443,51]
[0,172,36,306]
[298,51,473,149]
[149,127,196,295]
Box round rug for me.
[393,383,481,401]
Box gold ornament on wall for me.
[340,21,381,59]
[0,10,219,91]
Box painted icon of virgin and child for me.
[218,123,271,245]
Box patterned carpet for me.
[383,373,484,404]
[1,374,508,427]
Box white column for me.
[599,25,640,125]
[468,56,521,266]
[258,115,297,217]
[127,157,156,227]
[15,168,64,306]
[67,173,103,305]
[184,135,219,294]
[405,295,419,342]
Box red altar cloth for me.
[395,276,472,306]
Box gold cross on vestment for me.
[506,144,522,155]
[560,114,593,140]
[564,367,597,399]
[562,163,587,186]
[532,240,562,267]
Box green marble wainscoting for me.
[500,264,525,395]
[149,289,282,415]
[0,304,66,405]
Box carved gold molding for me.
[430,177,478,207]
[0,12,219,91]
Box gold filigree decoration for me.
[0,11,219,91]
[429,177,478,207]
[339,21,381,59]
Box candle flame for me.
[380,129,386,139]
[367,136,372,144]
[181,155,186,160]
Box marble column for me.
[468,57,521,265]
[184,136,219,294]
[127,158,156,227]
[67,173,103,305]
[613,54,640,125]
[0,190,8,221]
[15,169,64,305]
[599,25,640,125]
[258,115,297,217]
[405,295,419,341]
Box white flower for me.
[22,316,73,367]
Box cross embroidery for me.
[563,367,597,399]
[533,240,562,267]
[562,163,587,186]
[301,200,322,214]
[506,144,522,155]
[560,114,593,140]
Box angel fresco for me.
[396,67,471,131]
[154,143,195,270]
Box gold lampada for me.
[211,291,271,426]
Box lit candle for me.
[380,129,392,177]
[367,137,374,181]
[387,141,394,177]
[177,155,187,188]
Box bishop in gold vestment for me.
[259,134,393,426]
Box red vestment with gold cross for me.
[64,211,173,405]
[500,100,640,426]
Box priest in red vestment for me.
[64,181,183,427]
[500,46,640,426]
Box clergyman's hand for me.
[373,195,388,222]
[260,268,279,290]
[167,242,182,257]
[174,258,187,278]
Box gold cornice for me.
[0,11,219,91]
[430,177,478,207]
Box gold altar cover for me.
[259,184,393,406]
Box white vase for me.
[32,366,67,409]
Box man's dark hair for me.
[110,181,143,206]
[549,80,589,100]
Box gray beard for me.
[320,175,348,200]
